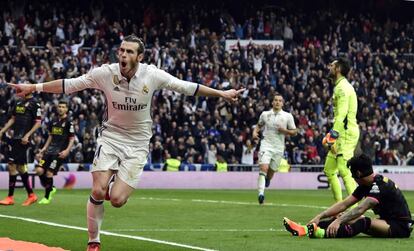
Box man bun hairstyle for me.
[123,34,145,55]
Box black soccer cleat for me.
[306,222,320,238]
[265,177,271,188]
[258,194,265,204]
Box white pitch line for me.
[0,214,217,251]
[108,228,285,232]
[62,194,414,217]
[146,197,414,217]
[138,197,399,217]
[139,197,329,210]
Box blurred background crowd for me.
[0,0,413,166]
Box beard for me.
[328,71,335,81]
[120,60,138,77]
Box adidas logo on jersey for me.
[113,86,120,91]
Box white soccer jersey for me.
[258,109,296,153]
[64,63,199,145]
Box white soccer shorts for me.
[258,150,283,171]
[91,137,148,188]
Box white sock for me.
[87,196,104,243]
[258,171,266,195]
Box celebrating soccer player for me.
[8,34,245,251]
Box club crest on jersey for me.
[142,84,149,95]
[369,184,380,194]
[113,75,120,85]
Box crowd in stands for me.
[0,0,413,167]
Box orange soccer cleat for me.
[0,196,15,206]
[22,193,38,206]
[86,242,101,251]
[283,217,308,236]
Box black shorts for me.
[386,219,412,238]
[37,154,64,175]
[8,139,29,165]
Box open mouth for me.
[121,62,127,68]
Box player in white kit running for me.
[252,94,297,204]
[8,35,245,251]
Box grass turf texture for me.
[0,189,413,251]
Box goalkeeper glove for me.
[322,130,339,154]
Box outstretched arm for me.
[8,80,64,97]
[8,67,103,97]
[154,67,245,103]
[196,85,245,103]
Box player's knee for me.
[16,164,27,173]
[35,167,44,176]
[338,168,352,179]
[259,164,269,172]
[110,197,127,208]
[324,169,336,178]
[91,186,107,200]
[46,170,54,178]
[8,164,18,175]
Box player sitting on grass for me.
[283,154,413,238]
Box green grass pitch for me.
[0,189,413,250]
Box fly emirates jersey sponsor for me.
[64,63,199,145]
